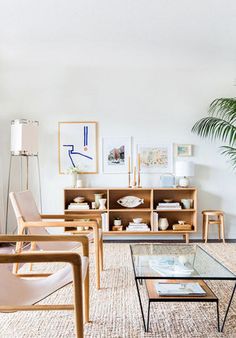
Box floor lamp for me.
[5,119,42,234]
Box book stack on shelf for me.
[126,222,150,232]
[156,202,182,210]
[67,202,90,210]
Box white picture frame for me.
[137,143,173,173]
[102,137,132,174]
[58,121,98,174]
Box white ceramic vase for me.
[99,198,107,210]
[76,176,83,188]
[158,218,169,231]
[94,193,103,209]
[71,172,77,188]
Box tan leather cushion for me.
[10,190,41,222]
[0,255,88,306]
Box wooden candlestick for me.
[137,153,142,188]
[133,166,136,187]
[128,156,131,188]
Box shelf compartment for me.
[64,189,108,210]
[109,210,152,232]
[153,189,196,210]
[153,211,195,231]
[109,189,152,210]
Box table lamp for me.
[175,161,194,187]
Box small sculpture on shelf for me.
[117,196,144,208]
[113,217,123,231]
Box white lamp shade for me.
[175,161,194,177]
[11,119,39,155]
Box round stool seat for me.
[202,210,223,216]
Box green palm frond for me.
[192,117,236,146]
[192,97,236,171]
[221,146,236,169]
[209,98,236,124]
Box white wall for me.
[0,0,236,238]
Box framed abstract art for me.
[58,121,98,174]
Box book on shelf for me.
[69,202,88,205]
[126,224,150,231]
[156,202,182,210]
[127,226,149,230]
[156,206,182,210]
[153,212,159,231]
[155,282,206,296]
[126,228,150,232]
[101,213,109,232]
[68,203,90,210]
[129,222,148,226]
[158,202,180,207]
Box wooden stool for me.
[202,210,225,243]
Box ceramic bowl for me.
[133,218,143,224]
[73,196,85,203]
[163,199,173,203]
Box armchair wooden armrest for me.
[0,234,89,257]
[41,214,68,219]
[20,220,98,237]
[41,213,102,224]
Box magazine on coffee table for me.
[155,282,206,296]
[149,256,194,276]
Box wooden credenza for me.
[64,187,197,242]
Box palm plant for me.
[192,98,236,170]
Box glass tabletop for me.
[130,244,236,280]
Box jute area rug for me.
[0,243,236,338]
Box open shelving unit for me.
[64,187,197,242]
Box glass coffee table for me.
[130,244,236,333]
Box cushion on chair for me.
[10,191,42,222]
[10,190,82,251]
[0,256,88,307]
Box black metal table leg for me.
[216,300,220,332]
[221,282,236,332]
[147,300,151,332]
[135,278,146,332]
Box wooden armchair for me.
[0,234,89,338]
[10,190,103,289]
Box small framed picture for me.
[102,137,132,174]
[175,144,192,157]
